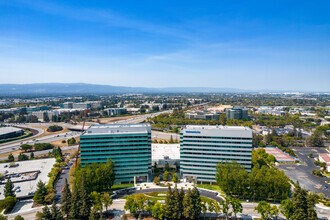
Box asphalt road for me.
[111,110,173,124]
[0,124,44,147]
[54,158,76,201]
[278,147,330,198]
[0,130,80,155]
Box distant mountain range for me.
[0,83,252,95]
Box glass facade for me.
[80,124,151,184]
[180,126,252,183]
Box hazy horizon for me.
[0,1,329,91]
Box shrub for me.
[7,153,14,162]
[47,125,63,132]
[14,215,24,220]
[67,137,76,145]
[34,143,54,151]
[18,153,28,161]
[0,196,17,214]
[312,169,323,177]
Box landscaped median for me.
[0,130,32,144]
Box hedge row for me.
[0,130,32,144]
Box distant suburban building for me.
[319,153,330,172]
[30,110,59,122]
[105,108,127,116]
[80,124,152,184]
[185,111,220,120]
[180,125,253,183]
[60,102,73,109]
[26,106,49,113]
[0,127,24,139]
[256,106,286,116]
[226,106,249,120]
[126,108,140,114]
[0,107,26,114]
[60,101,102,110]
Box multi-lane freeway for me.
[0,129,80,156]
[0,109,175,156]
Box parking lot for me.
[278,147,330,197]
[0,158,55,199]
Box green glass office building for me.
[180,125,252,183]
[80,124,151,184]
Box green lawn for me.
[197,184,224,194]
[111,183,134,190]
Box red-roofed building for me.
[319,153,330,172]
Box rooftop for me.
[82,123,151,135]
[0,127,23,135]
[183,125,251,131]
[182,125,252,138]
[319,153,330,163]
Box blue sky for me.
[0,0,329,91]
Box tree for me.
[191,187,201,219]
[60,179,71,218]
[69,184,80,219]
[172,173,179,183]
[51,200,63,220]
[307,130,324,147]
[0,214,7,220]
[231,197,242,218]
[201,201,207,220]
[255,201,271,220]
[36,206,51,220]
[219,113,227,125]
[20,144,32,152]
[292,182,308,220]
[4,179,15,198]
[14,215,24,220]
[307,193,318,220]
[280,199,293,220]
[152,201,164,219]
[124,196,138,216]
[30,152,34,159]
[67,137,76,145]
[221,197,232,219]
[8,153,14,162]
[103,193,113,211]
[183,189,194,219]
[89,207,98,220]
[163,170,169,182]
[17,153,28,161]
[164,185,174,218]
[33,181,47,205]
[153,176,160,185]
[270,205,279,220]
[207,200,215,213]
[79,176,91,218]
[171,184,182,219]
